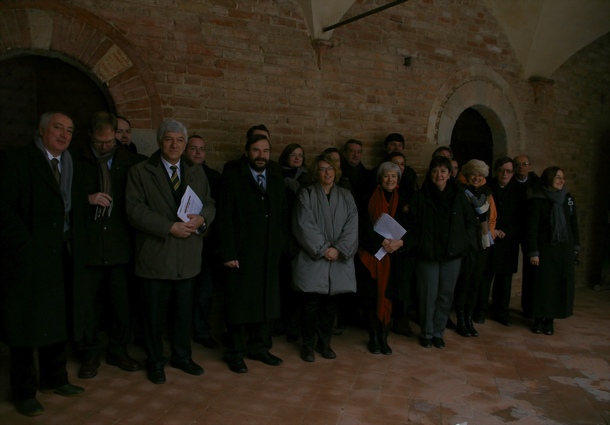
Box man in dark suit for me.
[126,119,216,384]
[0,111,85,416]
[184,134,222,349]
[218,133,288,373]
[74,111,143,379]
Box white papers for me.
[177,185,202,222]
[374,212,407,260]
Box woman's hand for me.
[530,256,540,266]
[382,239,403,254]
[325,247,339,261]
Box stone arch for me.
[426,66,525,160]
[0,0,162,130]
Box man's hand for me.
[224,260,239,268]
[530,255,539,266]
[88,192,112,207]
[170,222,198,238]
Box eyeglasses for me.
[515,162,529,167]
[499,168,514,174]
[93,138,116,147]
[318,166,334,172]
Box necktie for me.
[257,174,265,191]
[51,158,61,184]
[170,165,180,191]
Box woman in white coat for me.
[291,153,359,362]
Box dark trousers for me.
[486,272,514,321]
[10,341,68,401]
[76,264,131,360]
[141,278,195,369]
[193,263,214,339]
[301,292,337,349]
[225,322,272,362]
[454,249,490,312]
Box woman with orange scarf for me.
[358,162,415,355]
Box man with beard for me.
[218,133,288,373]
[74,111,142,379]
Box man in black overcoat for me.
[218,134,288,373]
[0,112,86,416]
[73,111,143,379]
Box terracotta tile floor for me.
[1,286,608,424]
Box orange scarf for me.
[358,185,399,325]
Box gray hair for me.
[461,159,489,177]
[157,119,187,144]
[38,111,73,135]
[376,161,402,183]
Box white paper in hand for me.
[177,185,203,222]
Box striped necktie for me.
[51,158,61,184]
[170,165,180,191]
[257,174,265,191]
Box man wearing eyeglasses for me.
[74,111,143,380]
[513,154,539,189]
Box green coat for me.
[126,150,216,280]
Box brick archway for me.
[426,66,525,159]
[0,0,162,130]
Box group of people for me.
[0,111,580,417]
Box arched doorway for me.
[0,54,114,151]
[450,108,493,169]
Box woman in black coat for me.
[526,166,580,335]
[358,162,416,355]
[411,156,477,349]
[477,157,526,327]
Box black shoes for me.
[494,317,513,327]
[40,383,85,397]
[367,335,381,354]
[195,336,220,349]
[432,337,445,349]
[300,345,315,362]
[14,398,44,417]
[78,357,101,379]
[247,352,283,366]
[226,358,248,373]
[543,318,554,335]
[315,344,336,359]
[419,338,432,348]
[532,318,543,334]
[170,359,204,376]
[147,368,166,384]
[106,353,142,372]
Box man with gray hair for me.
[126,119,216,384]
[0,111,85,416]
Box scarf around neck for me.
[36,136,73,232]
[358,185,399,325]
[531,187,569,245]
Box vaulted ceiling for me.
[296,0,610,78]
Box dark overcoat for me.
[0,143,86,347]
[218,156,288,324]
[359,188,417,301]
[525,192,579,318]
[77,144,143,266]
[486,178,526,274]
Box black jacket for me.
[411,178,477,261]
